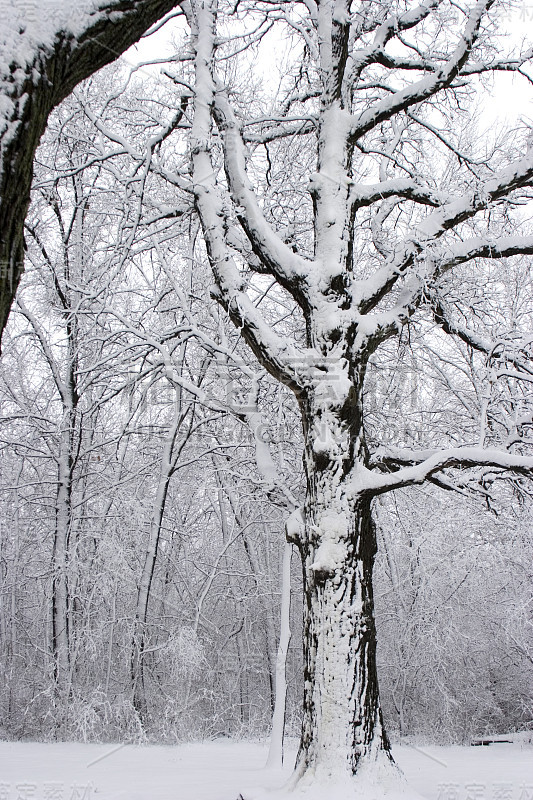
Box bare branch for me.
[349,0,496,142]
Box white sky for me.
[122,4,533,132]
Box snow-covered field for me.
[0,738,531,800]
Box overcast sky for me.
[124,5,533,128]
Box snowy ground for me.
[0,738,531,800]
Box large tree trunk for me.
[287,381,397,790]
[296,497,390,778]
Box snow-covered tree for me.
[0,78,301,740]
[1,0,533,797]
[185,0,533,795]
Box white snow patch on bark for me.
[0,1,107,144]
[311,539,348,573]
[311,511,349,573]
[286,507,304,541]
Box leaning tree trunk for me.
[0,0,178,344]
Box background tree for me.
[0,76,304,741]
[375,488,533,742]
[0,4,532,799]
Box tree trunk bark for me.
[295,498,391,778]
[266,540,293,769]
[131,413,180,722]
[287,382,397,790]
[52,417,74,713]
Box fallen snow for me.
[0,738,530,800]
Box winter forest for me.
[0,0,532,798]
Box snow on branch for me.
[356,152,533,315]
[350,0,440,84]
[353,234,533,353]
[429,291,533,381]
[434,235,533,272]
[193,166,310,389]
[417,152,533,240]
[428,292,493,354]
[366,445,533,495]
[213,90,312,306]
[349,178,446,210]
[0,0,181,342]
[460,48,533,81]
[349,0,497,142]
[190,0,315,390]
[80,101,192,194]
[242,118,317,145]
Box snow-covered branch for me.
[350,178,445,210]
[372,47,533,79]
[0,0,179,342]
[417,151,533,240]
[349,0,496,142]
[366,445,533,495]
[434,234,533,273]
[460,48,533,79]
[80,101,192,194]
[350,0,441,83]
[356,150,533,314]
[213,91,312,306]
[190,0,315,389]
[242,118,317,145]
[429,291,533,382]
[15,298,70,408]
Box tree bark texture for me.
[287,376,394,783]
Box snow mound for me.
[240,758,423,800]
